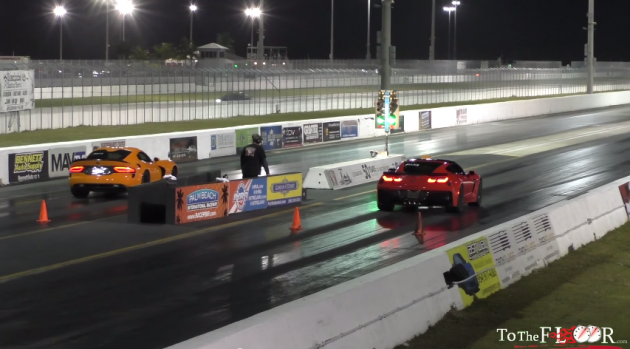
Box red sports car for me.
[376,157,482,213]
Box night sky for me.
[0,0,628,63]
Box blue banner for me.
[229,178,268,214]
[261,126,283,150]
[341,120,358,138]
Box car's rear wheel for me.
[71,187,90,199]
[447,185,465,213]
[377,200,395,212]
[142,171,150,184]
[469,179,482,206]
[171,166,178,177]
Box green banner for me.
[236,127,259,151]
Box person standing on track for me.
[240,133,270,178]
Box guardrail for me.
[1,90,630,187]
[164,152,630,349]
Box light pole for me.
[245,8,261,58]
[257,0,265,61]
[366,0,370,59]
[330,0,334,61]
[103,0,111,60]
[586,0,595,94]
[452,1,460,60]
[189,4,197,44]
[54,6,67,60]
[380,0,392,90]
[443,6,454,59]
[429,0,435,60]
[116,0,134,42]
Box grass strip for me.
[396,221,630,349]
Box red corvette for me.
[376,157,482,213]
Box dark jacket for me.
[240,143,269,178]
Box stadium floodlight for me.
[53,6,67,60]
[245,7,261,57]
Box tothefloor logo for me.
[497,325,627,347]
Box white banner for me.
[306,155,404,190]
[210,131,236,158]
[49,146,88,178]
[0,70,35,112]
[91,139,126,151]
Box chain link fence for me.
[1,59,630,134]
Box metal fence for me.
[2,59,630,134]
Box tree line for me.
[113,32,235,60]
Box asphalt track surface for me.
[3,105,630,348]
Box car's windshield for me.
[86,149,131,161]
[402,162,442,175]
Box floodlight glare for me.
[54,6,67,17]
[190,4,197,11]
[115,0,134,15]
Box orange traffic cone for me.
[290,207,302,232]
[412,210,424,235]
[37,200,51,223]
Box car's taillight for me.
[394,178,402,182]
[382,175,402,182]
[428,177,449,183]
[69,166,84,173]
[114,166,136,173]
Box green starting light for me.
[389,115,396,125]
[234,64,238,68]
[377,116,385,124]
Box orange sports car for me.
[68,147,178,198]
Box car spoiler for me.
[381,171,449,176]
[71,159,130,164]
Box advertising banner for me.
[175,182,229,224]
[340,120,359,139]
[267,173,303,207]
[210,131,236,158]
[169,136,198,163]
[282,126,303,148]
[324,156,403,190]
[444,236,501,307]
[420,111,432,130]
[323,121,341,142]
[261,125,283,150]
[0,70,35,112]
[303,123,323,144]
[91,139,125,151]
[236,127,259,153]
[619,181,630,218]
[229,178,268,214]
[456,108,468,125]
[49,146,88,178]
[8,150,49,184]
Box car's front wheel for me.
[71,187,90,199]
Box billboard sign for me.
[261,125,283,150]
[303,123,323,144]
[0,70,35,112]
[49,146,87,178]
[210,131,236,158]
[266,173,303,207]
[169,136,198,163]
[229,178,268,214]
[175,183,229,224]
[7,150,49,184]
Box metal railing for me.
[1,59,630,134]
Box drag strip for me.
[2,106,630,348]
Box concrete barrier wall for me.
[164,173,630,349]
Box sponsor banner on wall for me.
[48,146,88,178]
[282,126,303,148]
[229,178,268,214]
[444,236,501,307]
[175,182,229,224]
[0,70,35,112]
[91,139,126,151]
[266,173,303,207]
[619,181,630,218]
[169,136,198,163]
[340,120,359,138]
[324,157,403,190]
[210,131,237,158]
[457,108,468,125]
[323,121,341,142]
[303,123,323,144]
[236,127,259,153]
[420,111,432,130]
[8,150,49,184]
[261,125,283,150]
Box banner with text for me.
[8,150,49,184]
[324,156,403,190]
[175,182,229,224]
[236,127,259,153]
[340,120,359,139]
[0,70,35,112]
[48,146,88,178]
[420,111,432,130]
[210,131,237,158]
[91,139,126,151]
[169,136,198,163]
[619,181,630,219]
[229,178,268,214]
[303,123,323,144]
[323,121,341,142]
[457,108,468,125]
[266,173,303,207]
[282,126,303,148]
[261,125,283,150]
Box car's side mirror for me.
[153,157,159,162]
[468,170,476,176]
